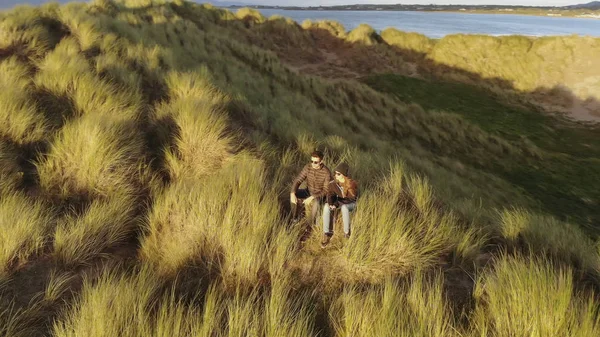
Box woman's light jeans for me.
[323,202,356,236]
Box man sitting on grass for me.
[290,150,332,225]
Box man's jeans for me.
[291,189,322,224]
[323,202,356,236]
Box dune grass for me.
[140,153,290,286]
[0,192,54,277]
[427,34,600,99]
[499,209,600,269]
[235,7,265,23]
[36,113,145,199]
[34,37,144,121]
[380,28,434,55]
[0,300,42,337]
[161,70,233,180]
[330,272,456,337]
[377,27,600,101]
[346,24,380,46]
[340,163,460,277]
[0,57,49,144]
[53,191,138,267]
[302,19,347,38]
[53,266,315,337]
[0,4,66,59]
[471,253,600,337]
[364,73,600,230]
[0,1,599,336]
[52,266,165,337]
[0,141,21,195]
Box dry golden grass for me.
[0,141,21,195]
[471,253,600,337]
[53,191,138,267]
[330,272,456,337]
[346,24,380,46]
[0,57,49,144]
[0,2,598,337]
[0,192,54,277]
[36,114,145,199]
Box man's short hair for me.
[311,150,324,160]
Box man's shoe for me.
[321,234,331,248]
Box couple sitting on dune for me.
[290,150,359,248]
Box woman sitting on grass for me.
[321,163,359,248]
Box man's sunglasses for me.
[311,160,321,164]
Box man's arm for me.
[290,165,309,194]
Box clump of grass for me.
[0,57,49,144]
[0,192,54,277]
[0,57,32,91]
[471,253,600,336]
[381,28,435,54]
[0,141,21,195]
[254,15,310,48]
[141,154,286,285]
[267,14,295,25]
[138,177,212,274]
[499,208,599,270]
[235,7,265,23]
[57,6,104,51]
[35,37,143,120]
[52,266,164,337]
[161,70,232,180]
[222,277,315,337]
[453,226,490,264]
[341,163,460,277]
[346,24,380,46]
[44,271,77,302]
[116,0,167,9]
[95,52,143,91]
[302,19,347,38]
[53,191,138,267]
[498,208,529,241]
[330,272,456,337]
[88,0,120,15]
[54,266,315,337]
[36,114,145,199]
[0,300,43,337]
[33,37,87,97]
[264,276,315,337]
[0,7,64,58]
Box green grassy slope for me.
[0,1,599,336]
[364,74,600,230]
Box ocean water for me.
[254,9,600,38]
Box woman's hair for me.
[341,177,358,198]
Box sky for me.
[0,0,584,8]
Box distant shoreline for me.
[227,5,600,20]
